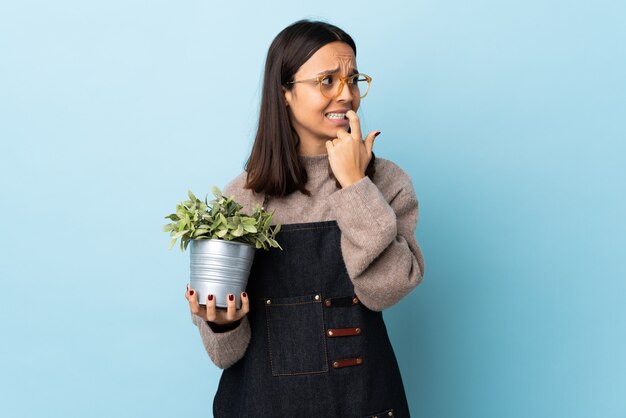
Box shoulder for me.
[372,157,416,201]
[223,171,248,197]
[223,171,263,214]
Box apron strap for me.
[262,194,270,211]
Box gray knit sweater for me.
[191,153,425,368]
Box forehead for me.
[297,41,357,75]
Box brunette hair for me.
[245,19,376,197]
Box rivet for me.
[324,299,331,307]
[328,330,334,336]
[355,328,361,334]
[356,358,362,364]
[333,361,339,368]
[314,294,320,301]
[266,299,271,305]
[352,297,359,304]
[388,411,394,416]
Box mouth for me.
[325,112,348,120]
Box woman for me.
[185,19,425,417]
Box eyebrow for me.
[315,67,359,76]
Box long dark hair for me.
[244,19,376,197]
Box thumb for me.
[364,130,380,155]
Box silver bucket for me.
[190,239,256,308]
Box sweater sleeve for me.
[189,173,252,369]
[190,313,251,369]
[327,163,425,311]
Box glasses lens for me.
[319,74,370,98]
[319,76,336,98]
[351,74,370,98]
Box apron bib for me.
[214,221,410,417]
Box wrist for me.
[207,319,241,333]
[340,173,365,188]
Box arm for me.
[328,163,425,311]
[188,175,252,369]
[190,314,251,369]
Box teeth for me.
[326,113,347,119]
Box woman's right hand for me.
[185,283,250,325]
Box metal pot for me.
[189,239,256,308]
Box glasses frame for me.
[286,73,372,99]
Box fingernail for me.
[242,292,247,298]
[190,290,195,296]
[208,294,213,301]
[228,294,234,301]
[374,131,381,137]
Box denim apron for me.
[213,220,411,417]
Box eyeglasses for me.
[286,73,372,99]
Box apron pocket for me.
[265,293,328,376]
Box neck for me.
[297,141,328,156]
[295,129,332,156]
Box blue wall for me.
[1,1,624,417]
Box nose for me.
[335,79,354,102]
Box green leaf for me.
[172,230,189,239]
[194,228,209,237]
[231,223,244,237]
[211,185,222,199]
[243,224,257,233]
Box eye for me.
[349,74,362,83]
[320,75,334,86]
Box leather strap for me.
[327,327,362,337]
[324,295,360,308]
[331,357,363,369]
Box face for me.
[284,41,361,155]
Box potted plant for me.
[163,186,281,308]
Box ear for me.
[283,87,292,107]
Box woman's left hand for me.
[325,110,380,188]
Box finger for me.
[345,110,362,140]
[225,293,236,321]
[336,129,353,142]
[364,130,380,156]
[188,288,201,316]
[325,140,334,153]
[240,291,250,316]
[205,294,217,322]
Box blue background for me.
[1,1,625,417]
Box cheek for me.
[297,98,330,120]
